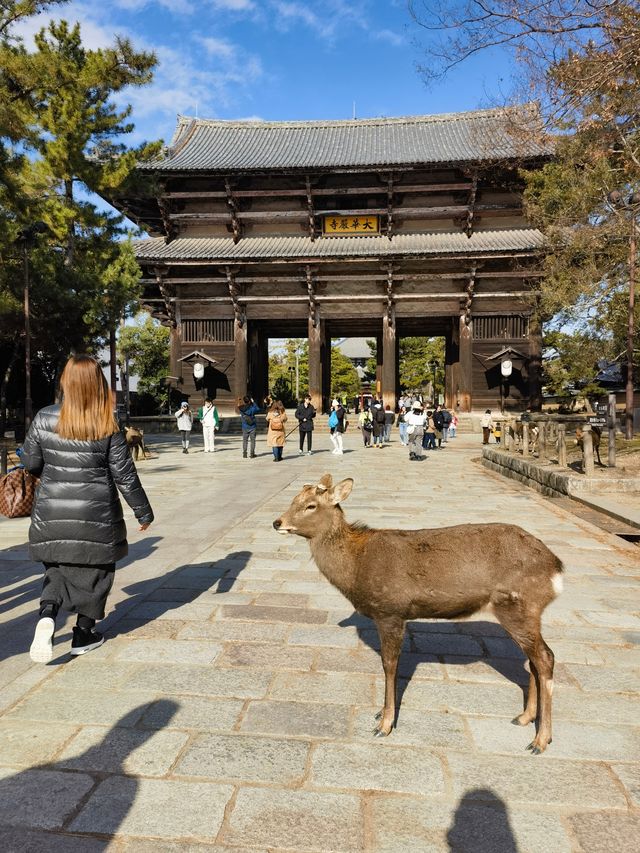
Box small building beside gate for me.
[115,106,551,412]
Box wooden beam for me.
[464,171,478,238]
[224,179,242,243]
[162,181,476,201]
[305,176,316,242]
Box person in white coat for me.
[200,398,219,452]
[175,402,193,453]
[405,400,427,461]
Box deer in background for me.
[274,474,563,754]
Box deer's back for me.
[347,522,561,620]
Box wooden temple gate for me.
[118,108,549,412]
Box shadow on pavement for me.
[447,788,518,852]
[339,613,529,724]
[107,550,252,640]
[0,699,178,850]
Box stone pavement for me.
[0,429,639,852]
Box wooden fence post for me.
[1,447,7,476]
[506,417,513,452]
[522,422,530,457]
[537,422,547,462]
[608,393,616,468]
[557,423,567,467]
[582,423,595,476]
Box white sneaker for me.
[30,616,55,663]
[307,451,312,455]
[298,449,304,455]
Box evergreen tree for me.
[118,316,170,411]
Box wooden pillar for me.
[582,423,595,476]
[308,316,325,414]
[234,319,248,400]
[528,313,543,412]
[444,320,457,409]
[375,334,383,398]
[458,314,473,413]
[381,315,396,410]
[169,327,181,379]
[248,324,269,404]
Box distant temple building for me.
[116,106,550,411]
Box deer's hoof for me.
[374,710,383,721]
[373,728,390,738]
[526,741,544,755]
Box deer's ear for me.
[331,478,353,505]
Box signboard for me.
[322,215,379,236]
[588,416,607,427]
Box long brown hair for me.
[269,399,285,415]
[56,355,119,441]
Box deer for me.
[273,474,563,754]
[124,426,149,461]
[575,425,603,466]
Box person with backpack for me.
[294,394,316,455]
[371,399,385,448]
[405,400,427,461]
[383,404,395,443]
[423,410,437,450]
[236,395,261,458]
[199,398,219,453]
[358,407,373,447]
[328,398,346,455]
[433,404,445,448]
[266,399,287,462]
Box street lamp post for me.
[430,360,439,405]
[608,190,638,440]
[288,366,295,398]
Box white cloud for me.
[269,0,367,42]
[371,28,404,48]
[196,35,237,61]
[210,0,256,10]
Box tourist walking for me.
[423,410,437,450]
[266,399,287,462]
[328,398,346,455]
[23,355,153,663]
[441,406,452,443]
[237,395,261,458]
[449,411,458,438]
[396,406,408,445]
[383,405,395,443]
[406,400,427,461]
[481,409,493,445]
[433,405,445,448]
[295,394,316,455]
[175,401,193,454]
[200,398,219,452]
[359,407,373,447]
[371,399,385,448]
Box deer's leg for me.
[512,664,538,727]
[493,607,555,754]
[373,616,405,737]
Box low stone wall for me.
[481,447,640,496]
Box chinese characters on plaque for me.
[322,215,380,236]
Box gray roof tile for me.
[145,107,551,172]
[134,229,544,263]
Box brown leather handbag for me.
[0,469,38,518]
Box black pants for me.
[41,562,116,620]
[299,431,312,451]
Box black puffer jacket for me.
[22,405,153,565]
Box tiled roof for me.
[134,229,544,263]
[144,107,551,172]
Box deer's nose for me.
[273,519,282,530]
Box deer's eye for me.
[305,503,317,511]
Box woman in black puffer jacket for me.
[22,355,153,663]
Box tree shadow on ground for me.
[339,613,529,724]
[0,700,179,850]
[106,550,252,641]
[447,788,518,852]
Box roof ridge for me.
[174,104,538,130]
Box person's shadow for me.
[106,550,253,640]
[447,789,518,852]
[338,613,529,728]
[0,700,178,849]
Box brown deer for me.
[575,425,603,466]
[273,474,563,754]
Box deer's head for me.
[273,474,353,539]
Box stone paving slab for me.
[1,434,639,850]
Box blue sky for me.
[16,0,515,148]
